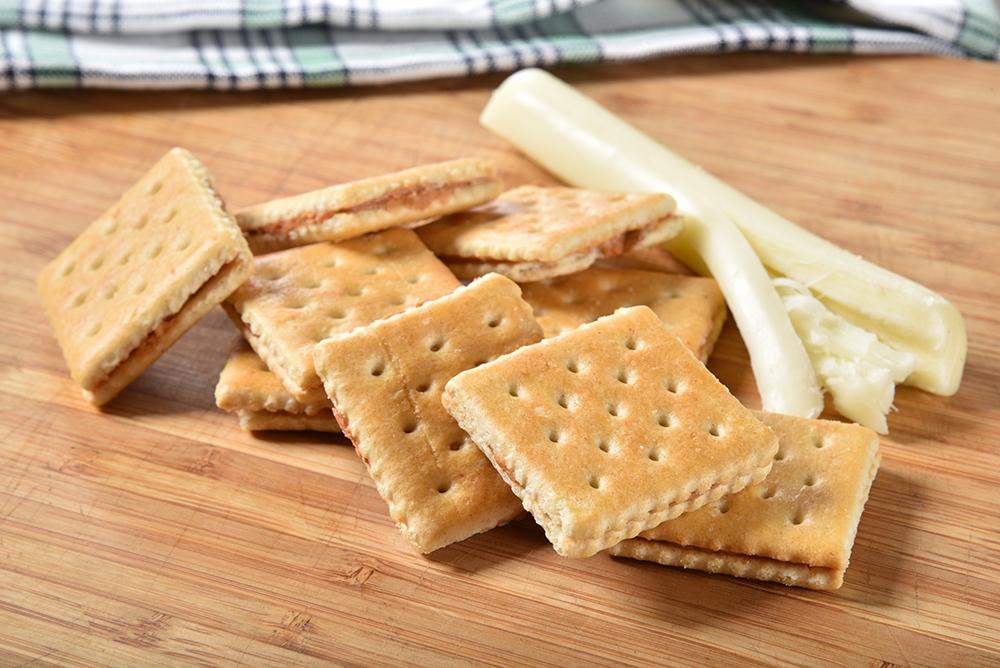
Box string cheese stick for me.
[481,68,966,396]
[482,69,823,418]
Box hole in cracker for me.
[103,219,119,235]
[428,338,445,352]
[664,378,681,394]
[616,369,634,385]
[707,422,724,438]
[547,429,561,444]
[774,448,786,461]
[588,475,602,490]
[487,315,502,328]
[597,438,611,454]
[363,267,379,276]
[437,481,452,494]
[301,279,320,289]
[388,294,405,306]
[133,214,149,229]
[624,337,638,351]
[324,258,339,268]
[328,309,346,320]
[176,235,192,251]
[402,421,418,434]
[406,275,422,284]
[761,486,776,500]
[86,322,102,337]
[415,381,432,393]
[791,511,806,526]
[163,208,178,224]
[132,278,148,294]
[803,475,817,487]
[101,286,117,301]
[606,402,622,418]
[508,384,522,398]
[657,413,674,428]
[148,181,163,196]
[61,261,76,277]
[813,435,827,449]
[89,255,105,271]
[346,286,362,297]
[146,243,163,259]
[566,359,579,374]
[118,250,133,265]
[370,362,385,377]
[647,448,663,462]
[70,291,89,308]
[449,439,464,452]
[557,394,570,409]
[718,499,731,514]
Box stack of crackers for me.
[37,148,880,591]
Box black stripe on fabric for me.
[695,0,748,51]
[112,0,122,33]
[89,0,99,32]
[512,23,545,66]
[446,30,476,75]
[239,0,247,27]
[37,0,47,30]
[498,26,524,69]
[261,28,289,88]
[676,0,726,51]
[63,28,83,86]
[0,29,14,90]
[465,30,497,73]
[279,27,306,84]
[322,0,331,24]
[323,22,348,84]
[211,29,239,90]
[239,28,267,87]
[743,0,774,49]
[347,0,357,30]
[370,0,379,30]
[191,30,217,89]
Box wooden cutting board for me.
[1,53,998,667]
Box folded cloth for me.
[0,0,996,90]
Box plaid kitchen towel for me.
[0,0,996,90]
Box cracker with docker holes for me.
[237,158,503,253]
[37,148,253,406]
[223,228,459,404]
[313,274,542,553]
[520,267,727,363]
[443,306,778,558]
[610,412,880,590]
[416,186,682,282]
[215,340,340,433]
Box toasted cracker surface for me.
[520,268,726,362]
[313,273,541,553]
[610,412,880,588]
[37,147,252,405]
[443,306,777,558]
[216,339,332,416]
[417,186,677,264]
[224,228,459,403]
[237,158,502,253]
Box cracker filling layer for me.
[87,256,246,394]
[249,177,497,237]
[624,538,837,579]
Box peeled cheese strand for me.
[482,68,822,418]
[481,68,966,397]
[774,278,916,434]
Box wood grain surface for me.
[1,54,999,667]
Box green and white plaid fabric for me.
[0,0,996,90]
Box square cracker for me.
[223,228,459,404]
[520,267,727,363]
[416,185,679,265]
[37,147,252,406]
[215,340,339,432]
[313,273,542,553]
[237,158,503,254]
[442,306,778,558]
[610,412,881,590]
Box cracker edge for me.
[237,410,341,433]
